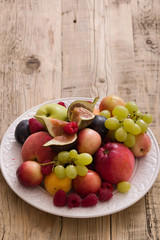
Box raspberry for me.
[29,118,44,134]
[98,188,113,202]
[101,182,114,192]
[58,101,66,108]
[67,193,82,208]
[63,122,78,134]
[41,159,54,175]
[81,194,98,207]
[53,190,67,207]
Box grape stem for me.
[40,161,55,166]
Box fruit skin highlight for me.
[99,95,125,114]
[94,142,135,184]
[21,131,56,163]
[44,171,72,195]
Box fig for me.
[67,97,99,120]
[70,107,95,130]
[34,115,68,137]
[43,133,77,152]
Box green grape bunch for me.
[104,102,153,148]
[53,150,93,179]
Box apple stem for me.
[103,150,109,154]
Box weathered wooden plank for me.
[131,1,160,240]
[0,0,62,239]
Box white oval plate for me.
[0,97,160,218]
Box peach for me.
[131,133,151,157]
[99,95,125,114]
[16,161,43,187]
[76,128,102,155]
[73,170,102,197]
[21,131,56,163]
[93,108,100,115]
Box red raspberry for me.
[58,101,66,108]
[101,182,114,192]
[81,194,98,207]
[29,118,44,134]
[41,159,54,175]
[98,188,113,202]
[67,193,82,208]
[63,122,78,134]
[53,190,67,207]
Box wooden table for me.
[0,0,160,239]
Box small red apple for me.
[76,128,102,155]
[131,133,151,157]
[94,142,135,184]
[72,170,102,197]
[21,131,56,163]
[16,161,44,187]
[99,95,125,114]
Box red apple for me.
[94,142,135,184]
[76,128,102,155]
[16,161,43,187]
[99,95,125,114]
[21,131,56,163]
[131,133,151,157]
[73,170,102,197]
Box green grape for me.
[57,151,69,163]
[130,123,141,135]
[124,134,135,148]
[105,117,120,130]
[123,118,135,133]
[125,102,138,114]
[54,165,66,178]
[117,181,131,193]
[65,165,77,179]
[136,119,148,133]
[135,110,142,117]
[69,149,78,159]
[112,106,129,121]
[115,127,127,142]
[100,110,111,119]
[77,153,93,165]
[142,114,153,124]
[76,164,88,176]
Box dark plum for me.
[88,115,108,139]
[15,120,31,144]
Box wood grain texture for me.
[0,0,160,240]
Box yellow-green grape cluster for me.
[54,150,92,179]
[104,102,153,148]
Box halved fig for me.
[34,115,68,137]
[70,107,95,130]
[67,97,99,120]
[43,133,77,151]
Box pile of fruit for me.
[15,95,152,208]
